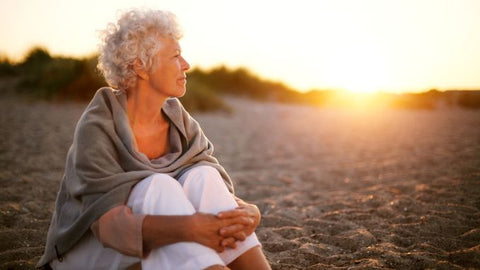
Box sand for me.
[1,92,479,269]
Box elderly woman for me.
[37,9,270,270]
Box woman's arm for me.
[92,206,255,258]
[91,206,145,257]
[143,211,255,255]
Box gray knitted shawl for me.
[38,87,233,267]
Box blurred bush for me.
[0,55,18,77]
[58,56,106,101]
[2,47,480,111]
[15,47,104,100]
[180,77,231,112]
[8,47,229,112]
[456,91,480,109]
[387,89,480,110]
[389,91,438,110]
[187,66,305,103]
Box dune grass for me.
[1,47,480,111]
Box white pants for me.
[51,166,260,270]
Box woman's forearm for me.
[142,215,193,255]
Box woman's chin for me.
[173,87,186,98]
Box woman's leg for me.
[127,173,225,270]
[178,166,263,266]
[227,246,271,270]
[51,173,228,270]
[49,231,139,270]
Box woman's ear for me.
[133,59,149,80]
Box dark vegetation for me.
[385,89,480,110]
[1,47,480,111]
[1,47,105,101]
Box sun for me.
[324,41,391,94]
[332,56,389,94]
[341,70,385,94]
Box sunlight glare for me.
[326,38,391,94]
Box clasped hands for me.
[190,198,261,253]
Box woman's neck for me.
[126,83,168,127]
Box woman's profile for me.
[37,8,270,270]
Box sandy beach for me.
[1,92,479,269]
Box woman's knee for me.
[180,165,225,188]
[148,173,184,192]
[131,174,182,199]
[129,173,195,215]
[180,166,236,213]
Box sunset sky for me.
[1,0,480,93]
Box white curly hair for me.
[97,9,183,90]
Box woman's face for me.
[147,36,190,98]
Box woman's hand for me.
[187,212,253,252]
[185,198,261,252]
[217,198,261,242]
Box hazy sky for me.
[1,0,480,93]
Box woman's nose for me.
[181,56,190,71]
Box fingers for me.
[217,208,249,219]
[219,223,244,236]
[217,208,257,240]
[242,204,260,219]
[218,205,260,224]
[215,244,225,253]
[221,216,254,228]
[219,224,251,242]
[220,230,246,241]
[232,231,246,241]
[221,237,237,249]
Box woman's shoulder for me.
[82,87,124,115]
[75,87,122,129]
[73,87,126,143]
[91,87,122,104]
